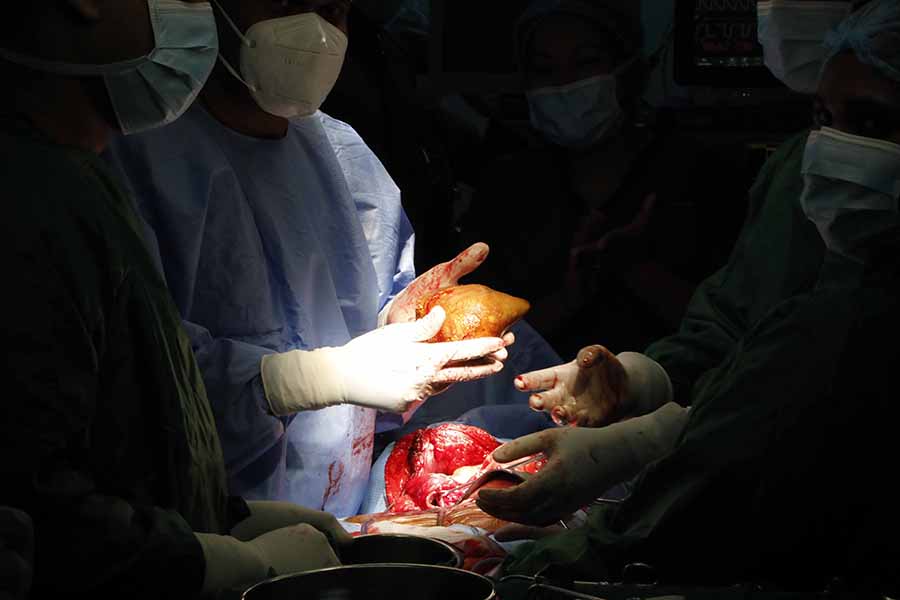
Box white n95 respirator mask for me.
[212,1,348,118]
[800,127,900,263]
[757,0,851,94]
[0,0,218,135]
[526,59,636,150]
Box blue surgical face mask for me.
[526,60,634,150]
[801,127,900,263]
[0,0,219,135]
[757,1,851,94]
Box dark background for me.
[324,0,811,274]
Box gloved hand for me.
[0,507,32,600]
[196,524,340,594]
[492,523,565,542]
[230,501,352,550]
[518,345,673,427]
[380,242,490,326]
[378,242,514,423]
[476,403,688,526]
[261,307,507,416]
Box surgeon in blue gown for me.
[106,0,560,518]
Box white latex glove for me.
[379,242,490,326]
[0,507,32,600]
[261,306,507,416]
[517,345,673,427]
[196,524,340,594]
[230,501,352,549]
[476,403,688,526]
[377,242,514,423]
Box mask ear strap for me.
[0,46,146,77]
[209,0,259,92]
[216,54,258,92]
[209,0,253,47]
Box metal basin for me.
[340,533,463,568]
[242,564,496,600]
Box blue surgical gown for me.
[106,106,414,517]
[107,105,561,517]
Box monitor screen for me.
[674,0,781,87]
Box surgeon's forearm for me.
[260,347,346,415]
[617,352,674,418]
[196,533,267,594]
[601,402,689,478]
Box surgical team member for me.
[458,0,752,362]
[481,0,900,591]
[0,1,361,598]
[105,0,525,518]
[477,0,864,509]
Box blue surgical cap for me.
[515,0,644,68]
[824,0,900,83]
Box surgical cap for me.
[515,0,644,68]
[824,0,900,83]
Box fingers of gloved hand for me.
[477,475,576,528]
[297,509,353,549]
[502,331,516,347]
[394,306,446,342]
[514,363,572,393]
[475,476,558,526]
[491,347,509,362]
[576,345,609,369]
[231,502,352,548]
[385,245,488,325]
[492,523,565,542]
[250,524,341,576]
[445,242,490,282]
[478,499,572,527]
[528,387,565,412]
[428,336,506,365]
[0,548,32,600]
[492,429,560,463]
[430,358,503,385]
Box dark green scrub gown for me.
[501,133,900,592]
[646,132,825,404]
[0,123,234,599]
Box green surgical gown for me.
[646,131,826,404]
[505,255,900,592]
[0,125,231,599]
[502,133,900,592]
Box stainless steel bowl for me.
[340,533,463,569]
[241,564,496,600]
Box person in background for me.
[480,0,900,593]
[480,0,865,506]
[0,1,359,598]
[105,0,555,519]
[457,0,748,360]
